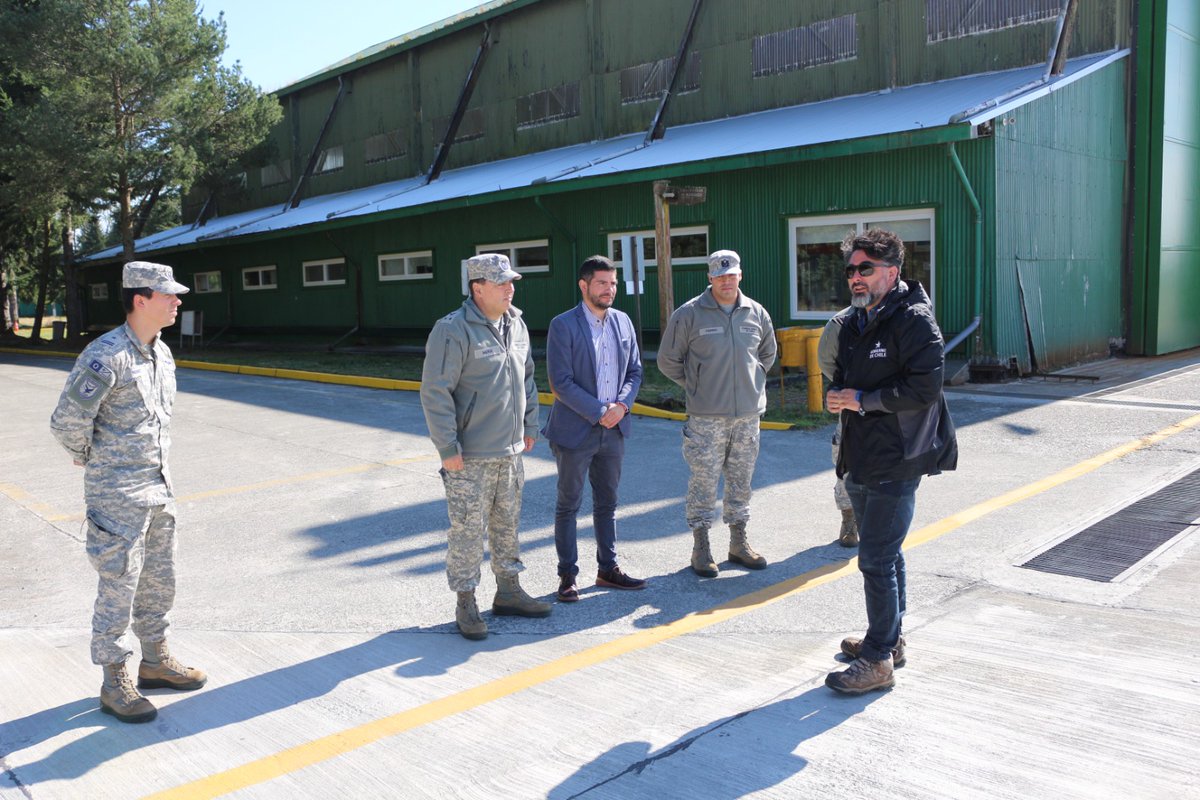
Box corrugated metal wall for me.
[204,0,1129,218]
[993,59,1126,372]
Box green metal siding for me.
[993,59,1127,372]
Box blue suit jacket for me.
[541,303,642,449]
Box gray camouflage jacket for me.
[50,322,176,507]
[658,287,777,418]
[420,297,539,460]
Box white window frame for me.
[787,208,935,321]
[242,265,278,291]
[605,225,709,269]
[90,283,109,300]
[475,239,550,275]
[194,271,222,294]
[302,258,347,287]
[378,250,434,282]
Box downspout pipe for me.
[323,231,361,351]
[945,142,982,355]
[533,196,577,274]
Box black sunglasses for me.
[845,262,891,279]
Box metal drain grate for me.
[1021,468,1200,582]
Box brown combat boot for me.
[455,591,488,640]
[492,575,552,618]
[838,509,859,547]
[138,641,208,691]
[728,522,767,569]
[101,663,157,723]
[825,655,895,695]
[690,527,718,577]
[840,634,906,668]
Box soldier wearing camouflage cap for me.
[420,253,550,640]
[50,260,206,724]
[657,249,777,577]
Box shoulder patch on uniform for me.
[67,354,117,410]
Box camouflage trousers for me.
[440,456,526,592]
[682,414,761,529]
[85,503,177,665]
[832,421,852,511]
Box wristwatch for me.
[855,391,866,416]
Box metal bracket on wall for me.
[426,23,493,184]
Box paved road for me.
[2,349,1199,799]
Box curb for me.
[1,346,796,430]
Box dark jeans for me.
[844,474,921,662]
[551,426,625,577]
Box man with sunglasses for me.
[824,228,957,694]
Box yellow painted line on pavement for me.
[0,483,69,520]
[145,412,1200,800]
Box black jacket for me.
[833,280,958,485]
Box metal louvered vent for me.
[1021,468,1200,582]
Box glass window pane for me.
[516,244,548,269]
[304,264,324,283]
[245,271,260,287]
[795,240,849,312]
[410,255,433,274]
[611,238,625,261]
[797,223,852,245]
[641,237,656,262]
[326,262,346,282]
[671,231,707,259]
[380,257,402,277]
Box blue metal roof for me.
[84,49,1127,263]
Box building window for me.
[365,130,405,164]
[379,251,434,282]
[194,271,222,294]
[788,210,934,320]
[242,265,278,291]
[753,14,857,77]
[260,161,291,187]
[517,82,581,129]
[620,53,701,104]
[926,0,1060,42]
[90,283,109,300]
[434,107,485,144]
[315,145,344,174]
[302,258,347,287]
[606,226,709,268]
[475,240,550,275]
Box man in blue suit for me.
[543,255,645,602]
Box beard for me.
[850,292,875,309]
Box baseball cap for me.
[123,261,190,294]
[466,253,522,283]
[707,249,742,277]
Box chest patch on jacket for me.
[869,340,888,359]
[474,344,504,359]
[699,326,724,336]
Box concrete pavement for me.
[2,348,1199,799]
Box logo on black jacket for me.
[869,340,887,359]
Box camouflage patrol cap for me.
[466,253,521,284]
[708,249,742,277]
[123,261,190,294]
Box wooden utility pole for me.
[652,180,707,328]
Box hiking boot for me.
[493,575,552,618]
[556,576,579,603]
[596,566,646,590]
[455,591,488,640]
[728,522,767,570]
[838,509,859,547]
[101,663,157,723]
[138,641,208,691]
[690,527,718,578]
[840,635,906,668]
[825,656,895,695]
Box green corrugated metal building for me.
[80,0,1197,374]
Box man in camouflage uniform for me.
[50,261,207,724]
[658,249,777,577]
[818,306,859,547]
[420,253,550,640]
